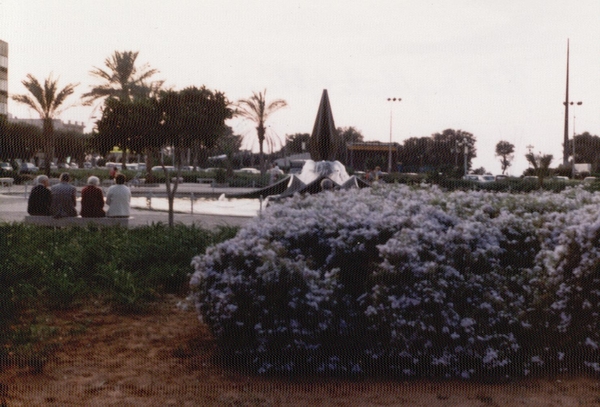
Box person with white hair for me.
[80,175,105,218]
[27,174,52,215]
[106,173,131,218]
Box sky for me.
[1,0,599,175]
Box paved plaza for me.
[0,183,258,229]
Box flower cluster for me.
[190,184,600,377]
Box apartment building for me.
[0,40,7,117]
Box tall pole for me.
[570,101,582,176]
[388,104,393,173]
[387,98,401,173]
[563,39,570,166]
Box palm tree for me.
[82,50,163,105]
[12,74,78,176]
[236,89,287,174]
[84,51,163,170]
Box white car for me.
[151,165,176,172]
[20,162,39,173]
[235,167,261,175]
[463,174,495,183]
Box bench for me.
[0,177,14,187]
[23,215,130,227]
[196,178,215,184]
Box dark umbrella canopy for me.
[308,89,339,161]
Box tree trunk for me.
[258,123,266,175]
[43,118,53,177]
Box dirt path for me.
[2,296,600,406]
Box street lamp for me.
[387,97,401,173]
[457,138,472,177]
[567,101,583,177]
[450,140,461,169]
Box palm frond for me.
[11,94,43,116]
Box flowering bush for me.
[190,184,600,378]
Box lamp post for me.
[457,137,471,177]
[568,101,583,177]
[450,140,461,169]
[387,97,401,173]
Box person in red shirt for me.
[80,176,105,218]
[109,166,118,180]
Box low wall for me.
[23,215,130,227]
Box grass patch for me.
[0,222,239,370]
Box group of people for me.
[27,173,131,218]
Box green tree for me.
[11,74,78,175]
[525,152,553,187]
[236,89,287,175]
[569,132,600,172]
[336,126,364,162]
[495,140,515,175]
[94,97,161,172]
[398,129,476,175]
[82,50,163,105]
[54,130,88,167]
[284,133,310,155]
[0,120,41,161]
[157,86,233,226]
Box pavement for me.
[0,182,260,230]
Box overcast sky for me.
[2,0,599,174]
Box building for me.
[7,114,86,134]
[0,40,7,117]
[346,141,400,172]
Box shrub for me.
[191,184,600,378]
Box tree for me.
[157,86,233,226]
[285,133,311,155]
[525,152,553,187]
[94,97,161,172]
[568,132,600,173]
[236,89,287,175]
[54,130,87,166]
[397,129,476,175]
[95,86,232,226]
[336,126,364,162]
[0,120,41,162]
[82,50,163,105]
[495,140,515,175]
[12,73,78,175]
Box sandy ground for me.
[2,296,600,406]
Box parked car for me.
[234,167,261,175]
[19,162,39,173]
[478,175,495,183]
[584,176,597,183]
[0,162,12,172]
[552,176,569,181]
[463,174,494,183]
[151,165,176,172]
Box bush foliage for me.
[191,184,600,378]
[0,223,237,333]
